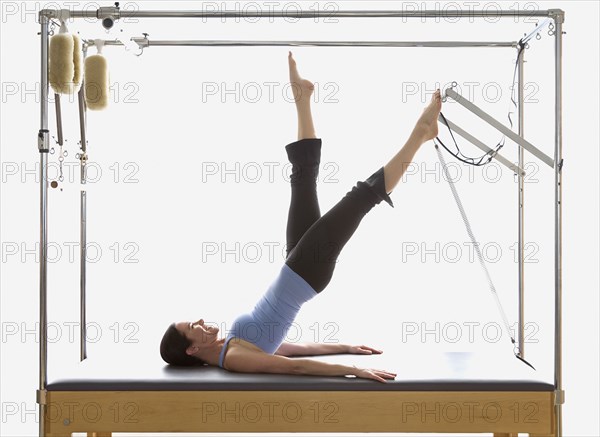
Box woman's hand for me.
[352,366,397,383]
[347,344,383,355]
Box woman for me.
[160,52,442,383]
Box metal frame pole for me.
[78,45,89,361]
[80,188,87,361]
[87,38,518,48]
[553,11,565,437]
[40,8,556,19]
[517,47,525,359]
[37,13,50,437]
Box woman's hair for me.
[160,323,206,366]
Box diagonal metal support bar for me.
[444,88,554,168]
[438,115,526,176]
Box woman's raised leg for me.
[285,52,322,256]
[289,51,317,141]
[285,91,443,293]
[382,89,442,194]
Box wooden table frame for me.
[43,390,556,436]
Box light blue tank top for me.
[218,263,317,368]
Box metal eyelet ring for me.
[75,153,81,159]
[50,148,55,155]
[451,81,458,88]
[63,150,68,157]
[536,33,542,40]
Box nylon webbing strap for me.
[434,145,515,343]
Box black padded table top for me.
[47,348,554,391]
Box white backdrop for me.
[0,1,598,436]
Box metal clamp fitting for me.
[554,389,565,405]
[56,9,71,22]
[98,4,121,19]
[39,8,69,20]
[98,3,121,30]
[548,9,565,24]
[36,389,47,405]
[38,129,50,153]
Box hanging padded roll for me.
[49,25,83,95]
[84,41,109,110]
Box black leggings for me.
[284,138,394,293]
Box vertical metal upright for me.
[37,13,50,437]
[517,46,526,359]
[552,9,565,437]
[78,44,89,361]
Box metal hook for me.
[133,46,145,57]
[441,82,457,103]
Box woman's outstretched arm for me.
[275,342,383,357]
[224,346,396,383]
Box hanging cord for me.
[435,42,525,168]
[507,41,526,135]
[435,112,503,166]
[434,145,535,370]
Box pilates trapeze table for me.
[36,5,565,437]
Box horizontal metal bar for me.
[438,115,526,176]
[83,38,517,48]
[41,9,557,19]
[445,88,554,168]
[138,39,518,48]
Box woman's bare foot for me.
[414,89,442,141]
[288,51,315,104]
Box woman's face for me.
[175,319,220,347]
